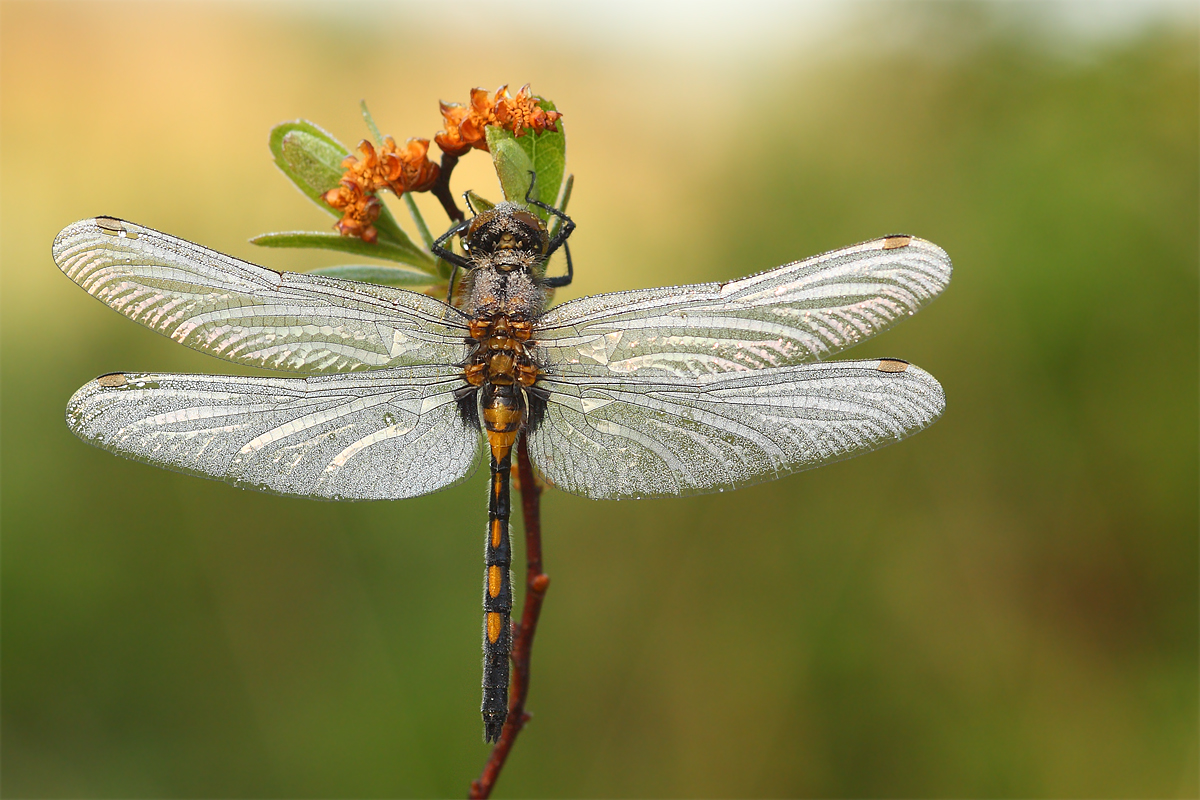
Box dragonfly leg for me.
[432,219,473,271]
[541,240,573,289]
[523,171,575,287]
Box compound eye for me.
[512,210,543,231]
[465,213,499,253]
[466,215,485,238]
[512,211,548,252]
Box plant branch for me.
[470,435,549,799]
[432,152,465,224]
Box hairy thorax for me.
[461,257,548,320]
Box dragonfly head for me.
[463,202,548,272]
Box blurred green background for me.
[2,1,1196,797]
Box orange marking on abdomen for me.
[484,406,523,428]
[487,431,518,460]
[487,612,504,643]
[491,518,503,548]
[488,565,503,598]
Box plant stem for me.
[469,435,549,799]
[432,153,465,224]
[403,192,435,250]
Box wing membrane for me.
[533,236,950,378]
[527,358,944,499]
[54,217,468,373]
[66,366,480,500]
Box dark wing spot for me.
[876,359,909,373]
[96,373,129,387]
[95,217,138,239]
[95,217,125,235]
[882,235,912,250]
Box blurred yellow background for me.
[2,1,1196,796]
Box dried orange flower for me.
[340,140,380,186]
[324,137,440,242]
[434,101,473,156]
[435,84,562,155]
[324,179,381,243]
[436,88,496,156]
[380,136,440,193]
[460,87,499,144]
[494,84,562,138]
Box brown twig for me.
[470,435,550,799]
[431,152,465,224]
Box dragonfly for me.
[54,200,951,742]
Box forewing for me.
[528,359,944,499]
[66,366,481,500]
[54,217,468,373]
[534,235,950,378]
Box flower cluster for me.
[435,84,562,157]
[325,84,561,242]
[324,137,439,243]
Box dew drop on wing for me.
[383,412,396,426]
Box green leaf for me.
[359,100,384,145]
[556,171,574,210]
[483,99,566,219]
[305,264,437,286]
[487,130,536,205]
[403,192,434,250]
[549,173,574,240]
[269,120,349,208]
[524,100,566,208]
[250,231,436,270]
[267,120,419,254]
[465,191,496,214]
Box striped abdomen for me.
[468,315,538,742]
[480,383,522,742]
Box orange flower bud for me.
[461,86,499,146]
[381,136,440,193]
[437,88,497,155]
[436,84,562,155]
[494,83,562,137]
[435,101,473,156]
[324,175,381,242]
[324,133,440,243]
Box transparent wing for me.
[527,358,944,500]
[533,235,950,378]
[66,366,481,500]
[54,217,468,374]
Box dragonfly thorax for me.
[460,264,547,320]
[459,203,552,319]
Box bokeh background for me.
[2,1,1196,797]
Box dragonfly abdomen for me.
[468,314,541,742]
[481,440,514,743]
